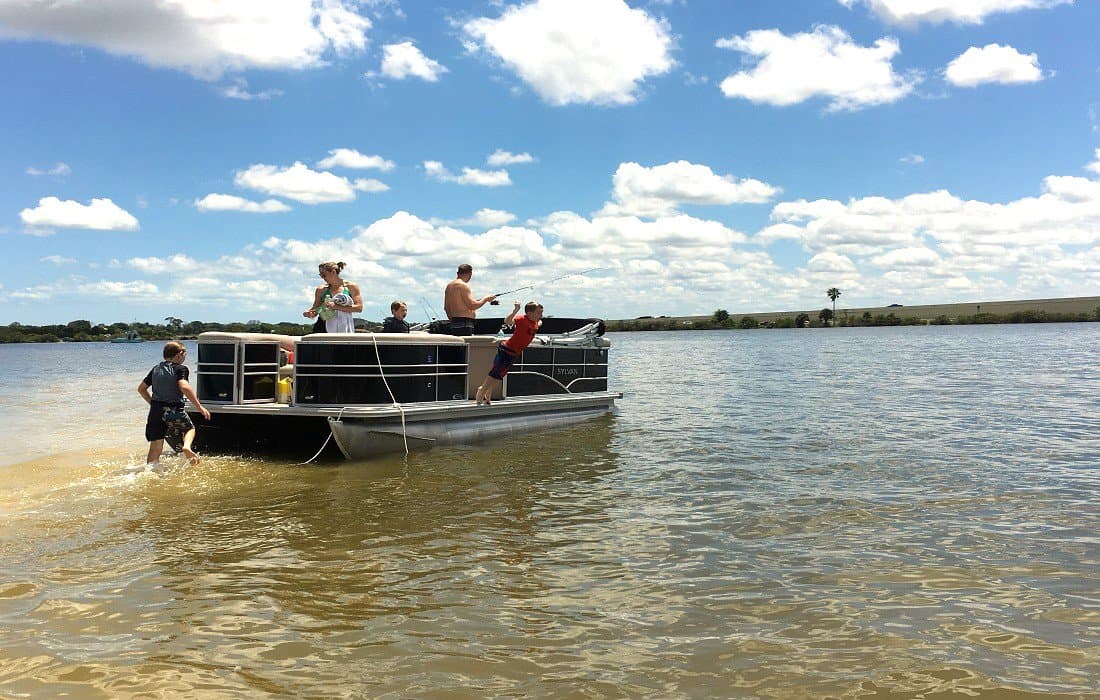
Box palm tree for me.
[826,288,841,325]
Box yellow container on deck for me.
[277,377,293,404]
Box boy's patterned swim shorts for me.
[145,405,195,453]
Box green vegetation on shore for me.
[604,307,1100,332]
[0,319,317,344]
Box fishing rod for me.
[419,296,441,322]
[488,267,605,304]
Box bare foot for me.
[182,448,201,466]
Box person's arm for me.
[138,380,152,404]
[304,286,324,318]
[460,285,497,311]
[504,300,521,326]
[178,379,211,421]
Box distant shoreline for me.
[604,295,1100,331]
[2,295,1098,342]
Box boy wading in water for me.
[138,341,211,466]
[475,301,544,406]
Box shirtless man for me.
[443,263,496,336]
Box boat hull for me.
[328,395,617,459]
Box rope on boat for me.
[371,332,409,456]
[301,407,344,465]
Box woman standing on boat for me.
[303,261,362,333]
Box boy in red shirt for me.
[475,300,544,406]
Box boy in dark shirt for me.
[475,301,543,406]
[138,341,210,466]
[381,300,411,333]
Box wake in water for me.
[119,460,176,477]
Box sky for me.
[1,0,1098,326]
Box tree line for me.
[605,307,1100,333]
[0,318,317,344]
[605,287,1100,332]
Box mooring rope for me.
[372,332,409,456]
[301,406,345,465]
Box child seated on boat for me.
[138,341,211,466]
[475,301,544,406]
[382,300,411,333]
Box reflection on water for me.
[0,326,1098,697]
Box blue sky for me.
[1,0,1098,325]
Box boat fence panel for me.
[196,338,282,405]
[196,341,238,404]
[507,344,609,397]
[294,340,469,406]
[240,342,280,403]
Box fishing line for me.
[419,296,441,322]
[489,267,605,304]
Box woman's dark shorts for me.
[489,345,519,380]
[146,404,194,452]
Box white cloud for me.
[355,178,390,193]
[463,0,674,106]
[203,165,768,316]
[20,197,139,231]
[454,208,519,228]
[871,246,941,268]
[77,280,159,297]
[127,254,201,274]
[40,254,76,265]
[807,251,858,273]
[541,211,747,253]
[194,193,291,213]
[9,286,55,301]
[487,149,535,167]
[763,173,1100,277]
[423,161,511,187]
[334,211,552,270]
[172,277,284,306]
[600,160,780,217]
[379,41,447,81]
[0,0,371,79]
[26,162,71,176]
[900,154,925,165]
[1086,149,1100,175]
[838,0,1072,26]
[945,44,1043,87]
[219,78,283,100]
[716,25,918,111]
[235,162,387,203]
[754,222,805,245]
[316,148,395,171]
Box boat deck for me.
[197,391,622,421]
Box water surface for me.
[0,325,1096,697]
